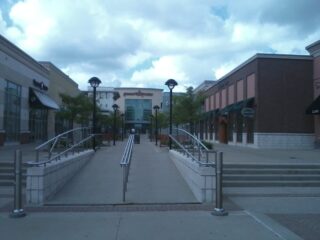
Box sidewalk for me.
[1,136,320,239]
[213,143,320,164]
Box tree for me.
[172,87,204,133]
[56,93,94,129]
[113,91,120,101]
[157,112,169,135]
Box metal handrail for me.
[120,134,135,202]
[170,128,216,165]
[174,128,209,151]
[169,134,214,167]
[28,135,95,167]
[35,127,92,162]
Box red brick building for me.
[200,53,314,149]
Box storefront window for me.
[246,117,254,143]
[228,114,234,142]
[29,108,48,141]
[4,80,21,142]
[236,113,243,142]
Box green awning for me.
[218,97,255,116]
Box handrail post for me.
[122,166,126,202]
[10,150,26,218]
[212,151,228,216]
[206,150,209,163]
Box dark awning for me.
[306,95,320,115]
[218,97,255,116]
[30,89,59,110]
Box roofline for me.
[0,34,49,77]
[217,53,312,83]
[306,39,320,51]
[115,87,163,92]
[39,61,78,87]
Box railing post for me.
[212,151,228,216]
[10,150,26,218]
[122,166,126,202]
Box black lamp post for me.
[149,114,154,141]
[88,77,101,150]
[121,113,125,141]
[153,105,160,146]
[112,104,119,146]
[165,79,178,149]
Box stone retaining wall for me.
[169,150,215,203]
[26,150,94,205]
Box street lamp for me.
[149,115,154,141]
[153,105,160,146]
[88,76,101,150]
[121,113,125,141]
[112,104,119,146]
[165,79,178,149]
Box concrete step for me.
[224,168,320,175]
[224,174,320,181]
[0,161,27,188]
[222,163,320,187]
[223,180,320,187]
[224,163,320,169]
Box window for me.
[228,85,235,105]
[4,80,21,142]
[125,99,152,122]
[246,74,255,98]
[236,80,244,102]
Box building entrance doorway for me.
[218,117,228,144]
[29,108,48,142]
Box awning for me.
[306,95,320,115]
[219,97,255,115]
[30,89,60,110]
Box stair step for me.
[224,164,320,169]
[224,169,320,174]
[223,180,320,187]
[224,174,320,181]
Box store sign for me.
[33,79,48,91]
[241,107,255,118]
[123,90,153,97]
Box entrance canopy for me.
[30,89,59,110]
[306,95,320,115]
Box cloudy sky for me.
[0,0,319,91]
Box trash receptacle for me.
[134,134,140,144]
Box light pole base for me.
[10,209,26,218]
[211,208,228,216]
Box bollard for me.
[10,150,26,218]
[212,151,228,216]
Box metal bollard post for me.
[212,151,228,216]
[10,150,26,218]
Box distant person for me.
[131,128,135,134]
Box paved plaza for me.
[1,135,320,239]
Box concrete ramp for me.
[46,135,197,205]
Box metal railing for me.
[120,134,135,202]
[169,128,228,215]
[169,128,216,166]
[29,127,96,166]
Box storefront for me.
[0,35,59,145]
[201,53,314,149]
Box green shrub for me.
[201,140,213,149]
